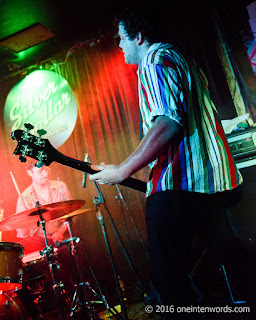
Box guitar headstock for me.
[11,123,57,168]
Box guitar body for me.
[11,128,147,193]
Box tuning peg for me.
[37,129,47,138]
[18,155,27,163]
[35,129,47,147]
[35,160,44,168]
[24,123,34,132]
[11,132,16,140]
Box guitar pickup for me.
[21,132,33,142]
[20,145,33,156]
[35,137,46,147]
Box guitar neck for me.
[55,150,147,193]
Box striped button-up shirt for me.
[138,43,242,197]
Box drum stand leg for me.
[36,205,67,320]
[64,219,99,319]
[34,292,45,319]
[69,283,98,320]
[63,219,123,320]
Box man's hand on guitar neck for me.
[89,163,129,185]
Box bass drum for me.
[0,291,28,320]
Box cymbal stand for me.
[65,219,122,320]
[93,182,128,320]
[64,218,98,319]
[35,202,67,320]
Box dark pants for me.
[146,188,256,318]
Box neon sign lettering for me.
[4,70,78,148]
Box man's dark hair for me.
[115,6,163,44]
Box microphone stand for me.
[115,184,149,262]
[93,181,128,320]
[84,155,146,293]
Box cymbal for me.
[0,200,85,231]
[53,208,91,221]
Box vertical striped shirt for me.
[138,43,242,197]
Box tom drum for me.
[0,242,23,292]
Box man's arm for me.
[89,116,182,185]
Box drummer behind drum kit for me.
[0,200,102,320]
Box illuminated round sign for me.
[4,70,78,148]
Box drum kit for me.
[0,200,101,320]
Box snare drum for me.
[0,242,23,292]
[22,249,60,314]
[22,248,58,290]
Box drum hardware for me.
[69,283,99,320]
[33,293,45,319]
[0,200,86,231]
[34,201,67,320]
[55,237,80,248]
[19,200,86,320]
[53,207,111,319]
[82,281,118,318]
[0,200,93,319]
[22,247,59,307]
[59,212,100,319]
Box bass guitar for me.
[11,124,147,193]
